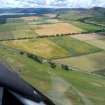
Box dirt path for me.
[48,70,94,105]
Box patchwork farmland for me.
[53,51,105,72]
[1,39,69,59]
[1,8,105,105]
[1,36,102,59]
[1,47,105,105]
[49,36,102,58]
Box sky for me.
[0,0,105,8]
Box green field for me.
[31,17,55,25]
[53,51,105,72]
[0,18,37,40]
[0,47,105,105]
[1,36,102,59]
[57,10,105,32]
[57,10,91,21]
[83,17,105,26]
[1,15,103,40]
[70,21,104,32]
[49,36,102,58]
[0,10,105,105]
[0,21,25,32]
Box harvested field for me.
[2,39,69,59]
[71,33,105,41]
[35,23,82,36]
[53,51,105,72]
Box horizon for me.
[0,6,105,9]
[0,0,105,8]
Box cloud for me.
[0,0,105,8]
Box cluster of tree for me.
[48,62,57,69]
[61,64,72,71]
[37,33,81,38]
[0,36,34,41]
[20,51,73,71]
[37,30,105,39]
[48,61,73,71]
[20,51,46,63]
[26,53,47,64]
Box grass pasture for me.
[0,18,38,40]
[49,36,102,57]
[53,51,105,72]
[0,47,105,105]
[70,21,104,32]
[2,39,69,59]
[24,16,59,25]
[0,22,26,32]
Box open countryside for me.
[0,7,105,105]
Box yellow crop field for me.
[35,22,83,36]
[2,39,69,59]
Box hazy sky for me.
[0,0,105,8]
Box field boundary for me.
[1,31,105,41]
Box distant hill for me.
[57,7,105,21]
[0,8,70,16]
[0,7,105,19]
